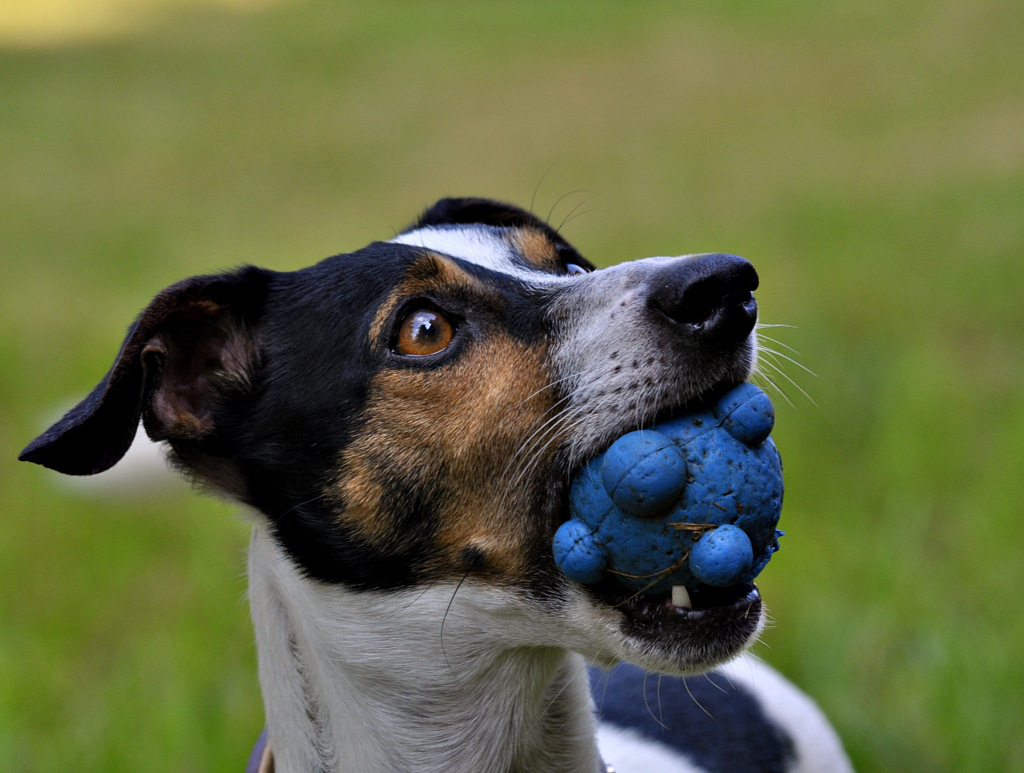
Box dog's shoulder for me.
[591,654,852,773]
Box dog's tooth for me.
[671,585,692,609]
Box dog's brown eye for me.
[394,309,455,356]
[566,263,588,276]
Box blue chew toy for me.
[554,382,784,594]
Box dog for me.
[21,198,852,772]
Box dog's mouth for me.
[559,541,764,670]
[588,577,761,632]
[563,562,763,671]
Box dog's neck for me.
[247,525,604,773]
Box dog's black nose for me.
[648,254,759,345]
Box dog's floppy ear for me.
[20,267,270,476]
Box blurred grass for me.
[2,1,1022,770]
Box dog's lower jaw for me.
[247,525,604,773]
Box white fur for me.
[391,226,548,281]
[248,525,605,772]
[595,723,706,773]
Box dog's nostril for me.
[675,286,757,331]
[675,282,753,328]
[649,254,759,342]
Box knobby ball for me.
[553,382,784,594]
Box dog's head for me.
[22,197,763,674]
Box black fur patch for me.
[202,244,563,588]
[590,663,796,772]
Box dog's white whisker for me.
[751,373,784,405]
[755,330,804,356]
[498,403,573,497]
[492,399,580,519]
[501,379,583,464]
[499,405,591,510]
[640,670,669,731]
[757,344,817,377]
[755,357,817,406]
[750,369,796,408]
[505,392,574,464]
[681,673,715,720]
[523,655,587,740]
[509,389,589,470]
[508,372,581,413]
[702,669,732,694]
[656,673,666,729]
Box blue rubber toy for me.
[553,382,784,594]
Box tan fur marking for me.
[511,228,562,273]
[368,252,492,347]
[334,334,557,583]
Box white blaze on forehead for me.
[391,225,558,282]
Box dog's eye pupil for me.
[394,309,454,356]
[566,263,588,276]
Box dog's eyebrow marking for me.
[392,225,563,282]
[508,227,563,274]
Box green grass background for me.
[3,1,1022,770]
